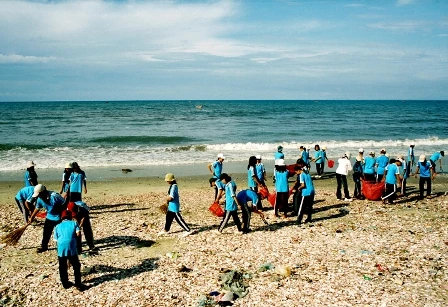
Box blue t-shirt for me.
[275,170,289,192]
[24,170,37,187]
[224,181,238,211]
[54,220,80,257]
[274,152,284,160]
[215,179,225,191]
[36,191,65,221]
[314,150,323,164]
[167,184,180,213]
[69,171,86,193]
[407,147,415,163]
[376,155,389,175]
[255,163,265,183]
[236,189,259,206]
[418,161,432,178]
[300,172,315,197]
[247,166,257,188]
[212,161,223,178]
[364,157,376,174]
[15,186,35,202]
[385,163,400,184]
[301,151,309,164]
[430,152,441,162]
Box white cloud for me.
[368,21,430,31]
[397,0,415,6]
[0,54,57,64]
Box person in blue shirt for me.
[15,186,36,223]
[255,155,266,186]
[67,201,96,254]
[217,173,243,234]
[209,177,226,204]
[273,146,284,183]
[381,159,402,204]
[397,155,408,196]
[312,144,324,178]
[60,162,73,194]
[28,184,66,253]
[24,160,38,187]
[247,156,264,209]
[321,146,329,173]
[299,146,310,169]
[406,143,415,176]
[208,153,225,198]
[293,165,315,224]
[415,155,434,200]
[274,159,290,218]
[353,156,364,199]
[363,151,376,182]
[68,162,87,202]
[375,149,389,182]
[158,173,191,237]
[53,210,85,290]
[236,189,266,233]
[430,151,444,173]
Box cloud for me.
[0,54,57,64]
[397,0,415,6]
[368,20,430,31]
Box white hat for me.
[164,173,175,182]
[410,143,415,146]
[358,148,364,153]
[322,146,327,150]
[26,161,36,168]
[380,148,386,153]
[255,155,262,159]
[65,162,73,169]
[32,184,46,197]
[275,159,285,166]
[344,151,351,159]
[217,153,225,159]
[418,154,426,162]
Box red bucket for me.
[328,160,335,168]
[209,202,224,217]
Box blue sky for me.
[0,0,447,101]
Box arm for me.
[28,207,40,224]
[215,189,224,203]
[414,166,420,178]
[83,178,87,194]
[207,163,214,175]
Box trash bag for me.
[220,270,249,299]
[363,181,385,201]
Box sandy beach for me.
[1,166,447,306]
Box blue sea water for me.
[0,100,447,172]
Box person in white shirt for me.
[335,151,353,201]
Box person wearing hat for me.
[28,184,66,253]
[236,189,266,233]
[321,146,328,173]
[14,186,37,223]
[208,154,225,198]
[357,148,365,164]
[352,156,364,199]
[54,209,86,291]
[382,159,402,204]
[335,152,353,201]
[406,143,416,176]
[397,155,408,196]
[363,151,376,182]
[274,159,290,218]
[67,201,96,254]
[24,161,38,187]
[68,162,87,202]
[292,165,315,224]
[255,155,266,186]
[312,144,324,178]
[217,173,243,233]
[158,173,191,237]
[430,151,444,173]
[375,149,389,182]
[273,146,284,183]
[415,155,434,200]
[60,162,73,194]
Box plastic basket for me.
[258,187,269,199]
[209,202,224,217]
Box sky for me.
[0,0,447,101]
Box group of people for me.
[14,161,93,291]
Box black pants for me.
[292,189,303,214]
[274,192,289,216]
[419,177,431,199]
[382,183,397,203]
[376,174,384,182]
[297,194,314,224]
[164,211,190,232]
[69,192,82,202]
[401,177,407,196]
[241,203,252,232]
[316,163,324,175]
[76,208,95,253]
[42,219,61,250]
[406,161,412,177]
[15,198,33,223]
[218,210,242,232]
[353,173,362,198]
[58,255,81,287]
[364,173,376,182]
[336,174,350,199]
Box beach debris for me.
[375,263,390,273]
[166,252,180,260]
[363,275,372,281]
[274,265,292,277]
[121,168,132,173]
[258,262,274,272]
[178,265,192,273]
[220,270,249,299]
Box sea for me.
[1,100,447,180]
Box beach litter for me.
[258,262,275,272]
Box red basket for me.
[36,212,47,219]
[209,202,224,217]
[258,187,269,199]
[328,160,335,168]
[363,181,385,201]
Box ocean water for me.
[0,100,447,172]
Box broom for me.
[1,223,30,246]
